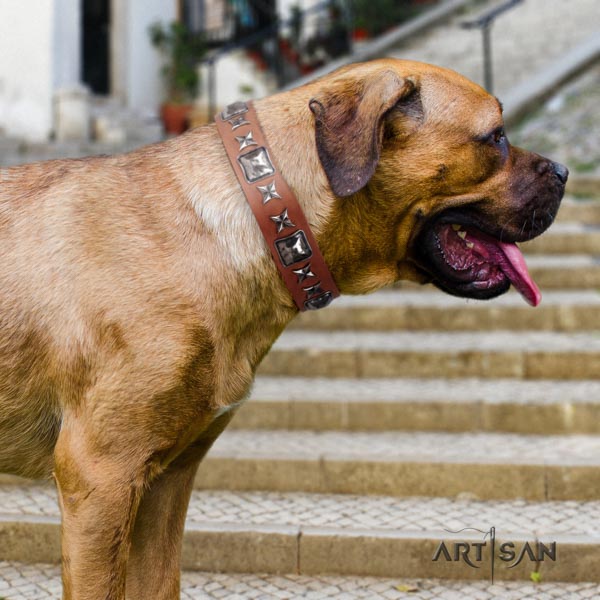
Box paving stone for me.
[555,200,600,224]
[1,562,599,599]
[290,288,600,333]
[232,376,600,434]
[206,429,600,464]
[250,375,600,406]
[5,483,600,538]
[260,329,600,379]
[523,222,600,254]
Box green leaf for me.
[395,583,419,592]
[148,20,206,101]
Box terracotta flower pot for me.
[352,28,369,41]
[160,103,192,135]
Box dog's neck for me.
[253,94,338,242]
[215,100,339,312]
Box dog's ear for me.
[309,70,419,197]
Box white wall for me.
[278,0,324,22]
[53,0,81,89]
[0,0,175,142]
[198,50,275,111]
[278,0,321,20]
[112,0,178,115]
[0,0,54,141]
[0,0,81,142]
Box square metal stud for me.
[221,101,248,121]
[238,147,275,183]
[275,230,313,267]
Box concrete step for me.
[527,255,600,289]
[522,222,600,254]
[259,330,600,380]
[292,289,600,332]
[556,198,600,223]
[231,377,600,435]
[2,563,600,600]
[180,429,600,500]
[392,255,600,291]
[3,483,600,582]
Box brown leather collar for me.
[215,101,339,311]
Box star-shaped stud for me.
[303,282,324,298]
[257,181,281,204]
[235,131,257,151]
[228,115,250,130]
[293,263,315,283]
[270,209,295,234]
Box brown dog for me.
[0,59,566,598]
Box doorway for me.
[82,0,111,94]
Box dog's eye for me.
[491,128,506,145]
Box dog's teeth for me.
[457,231,467,240]
[451,224,461,231]
[466,242,474,249]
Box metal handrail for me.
[461,0,524,93]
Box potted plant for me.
[149,21,206,135]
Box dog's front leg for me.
[54,416,155,600]
[124,459,198,600]
[126,410,236,600]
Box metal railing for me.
[461,0,524,94]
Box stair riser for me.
[1,518,595,582]
[230,400,600,435]
[392,267,600,290]
[259,350,600,380]
[564,181,600,202]
[531,267,600,289]
[291,304,600,332]
[299,532,595,582]
[195,458,600,501]
[523,234,600,254]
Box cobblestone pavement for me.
[209,428,600,463]
[387,0,599,99]
[272,329,600,352]
[0,562,599,600]
[252,375,600,406]
[323,288,600,308]
[4,483,600,537]
[511,64,600,175]
[7,426,600,466]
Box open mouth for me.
[416,216,541,306]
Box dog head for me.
[308,59,567,305]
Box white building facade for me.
[0,0,330,143]
[0,0,177,142]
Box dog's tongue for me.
[495,241,541,306]
[464,227,541,306]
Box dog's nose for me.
[552,162,569,185]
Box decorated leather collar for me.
[215,101,339,311]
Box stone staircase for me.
[3,194,600,598]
